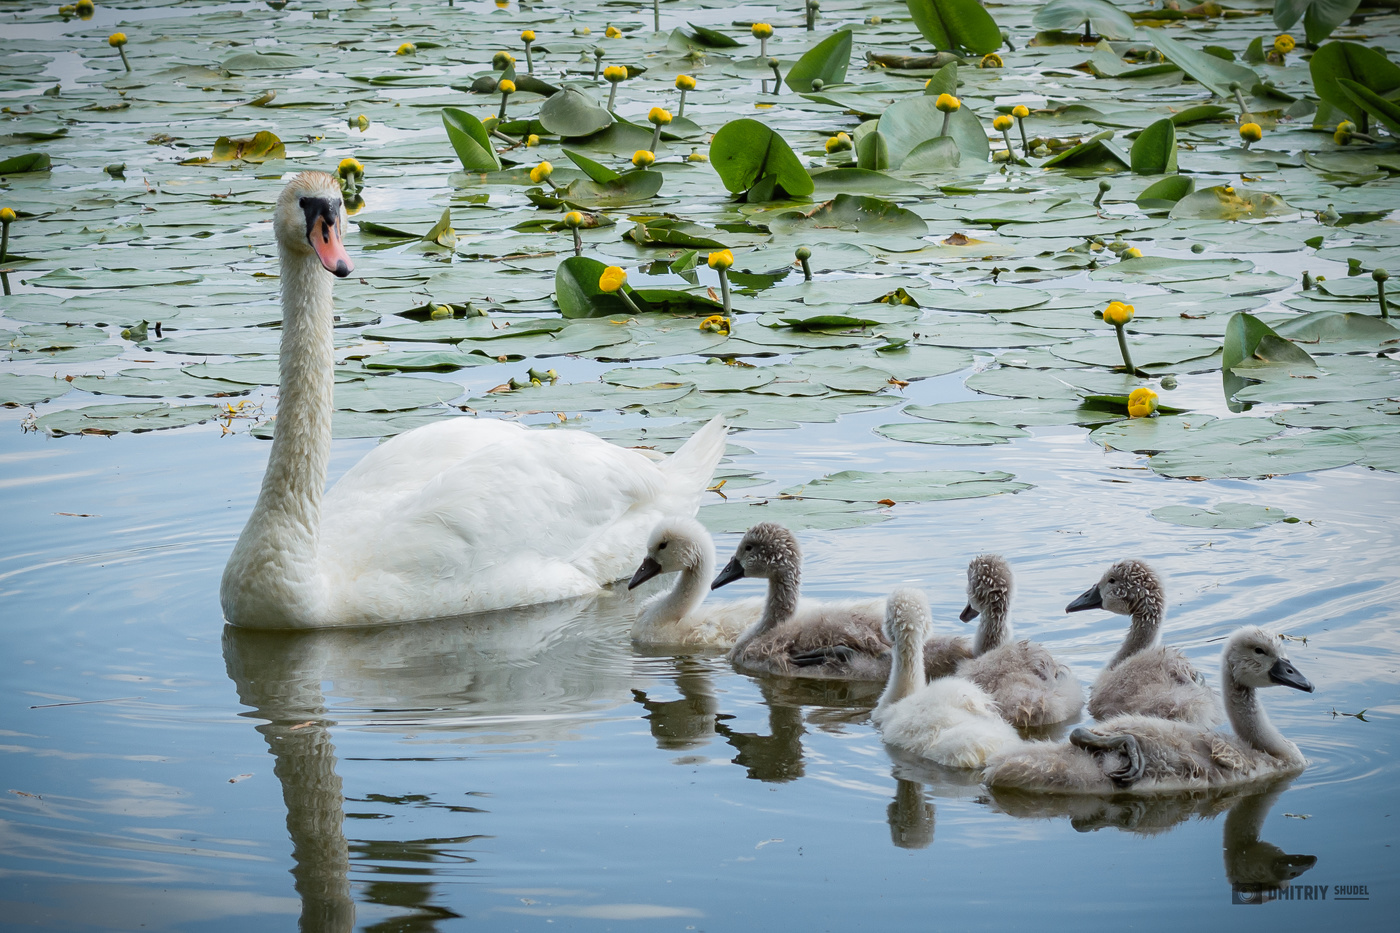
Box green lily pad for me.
[907,0,1003,55]
[442,108,501,173]
[1150,502,1291,530]
[782,469,1030,503]
[1090,413,1282,453]
[699,497,893,534]
[710,119,813,200]
[784,27,852,93]
[466,381,694,413]
[1148,431,1363,479]
[0,372,74,406]
[37,402,222,436]
[874,421,1029,446]
[1034,0,1137,40]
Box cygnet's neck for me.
[732,564,800,655]
[878,619,926,710]
[640,549,714,630]
[1222,666,1302,765]
[973,599,1012,656]
[221,246,335,625]
[1109,601,1161,668]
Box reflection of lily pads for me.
[1150,503,1291,530]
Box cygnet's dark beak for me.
[1269,657,1315,693]
[959,603,979,623]
[711,555,745,590]
[628,556,662,590]
[1066,583,1103,613]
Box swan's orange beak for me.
[310,213,353,278]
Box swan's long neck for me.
[732,566,800,655]
[1109,603,1161,668]
[222,246,334,626]
[646,551,714,628]
[973,600,1011,656]
[1222,666,1301,764]
[878,619,926,710]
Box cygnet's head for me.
[711,521,799,590]
[275,171,354,278]
[628,517,713,589]
[960,553,1012,623]
[1224,626,1314,693]
[1066,558,1163,617]
[883,588,931,644]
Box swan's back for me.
[731,597,890,679]
[316,417,726,624]
[1090,645,1223,726]
[960,640,1084,728]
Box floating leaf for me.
[781,469,1030,502]
[0,373,73,406]
[209,131,285,163]
[1150,502,1291,530]
[1169,186,1295,221]
[700,497,893,534]
[875,421,1029,446]
[0,152,52,174]
[906,0,1003,56]
[1148,432,1362,479]
[1033,0,1137,40]
[37,402,222,436]
[710,119,813,200]
[1147,27,1258,98]
[537,86,613,137]
[785,28,853,92]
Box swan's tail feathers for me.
[659,415,728,507]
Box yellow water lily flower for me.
[396,42,416,55]
[648,107,673,125]
[108,32,127,47]
[521,30,536,43]
[563,211,584,228]
[492,51,515,69]
[1123,247,1143,259]
[598,266,628,292]
[526,133,540,147]
[676,74,696,91]
[993,114,1013,131]
[76,0,94,15]
[751,23,773,39]
[687,151,708,162]
[1127,387,1159,418]
[603,65,628,83]
[1334,120,1355,145]
[700,315,731,335]
[632,149,655,168]
[1273,35,1295,54]
[708,249,734,271]
[337,157,364,176]
[498,78,517,94]
[935,93,960,113]
[980,52,1003,69]
[1012,105,1030,119]
[1239,122,1263,142]
[529,161,553,183]
[1103,301,1135,326]
[0,208,15,223]
[605,25,622,38]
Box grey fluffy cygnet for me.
[1068,559,1223,726]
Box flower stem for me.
[606,82,617,111]
[650,124,662,152]
[1017,118,1028,154]
[677,88,687,119]
[617,287,644,316]
[1114,323,1136,373]
[939,112,950,137]
[718,269,732,315]
[572,228,582,257]
[653,0,660,32]
[0,224,8,264]
[525,46,533,73]
[118,47,130,72]
[498,93,509,120]
[799,256,811,281]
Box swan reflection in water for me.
[223,593,638,933]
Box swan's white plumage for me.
[873,589,1024,769]
[221,172,727,629]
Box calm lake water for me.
[3,1,1400,931]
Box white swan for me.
[955,555,1084,728]
[710,522,890,680]
[220,172,728,629]
[626,517,763,648]
[873,589,1024,769]
[983,626,1315,794]
[1068,559,1223,726]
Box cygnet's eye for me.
[744,544,752,552]
[1107,577,1117,585]
[1253,647,1265,655]
[658,542,668,550]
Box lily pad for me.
[780,469,1030,503]
[1150,503,1291,530]
[37,402,222,436]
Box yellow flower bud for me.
[529,161,553,183]
[430,304,453,319]
[605,25,622,38]
[708,249,734,271]
[751,23,773,39]
[980,52,1003,69]
[526,133,540,147]
[563,210,584,228]
[687,151,708,162]
[993,114,1013,131]
[337,157,363,176]
[699,314,731,335]
[498,78,516,94]
[351,113,370,130]
[521,30,536,43]
[1123,247,1143,259]
[492,51,515,69]
[935,93,960,113]
[604,65,628,83]
[676,74,696,91]
[1239,122,1263,142]
[632,149,655,168]
[1334,120,1355,145]
[76,0,94,15]
[648,106,673,126]
[108,32,127,47]
[598,266,628,292]
[396,42,416,55]
[1127,387,1159,419]
[1273,34,1295,54]
[1103,301,1135,327]
[0,207,15,223]
[1012,105,1030,119]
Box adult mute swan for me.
[955,555,1083,728]
[710,522,890,680]
[626,517,763,648]
[221,172,727,629]
[1068,559,1223,726]
[984,626,1315,794]
[873,589,1024,769]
